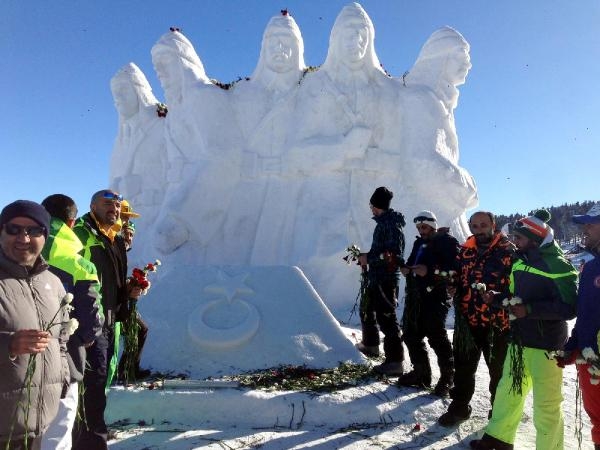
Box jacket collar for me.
[0,249,48,279]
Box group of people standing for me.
[0,190,146,450]
[356,186,600,449]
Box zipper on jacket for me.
[27,277,44,436]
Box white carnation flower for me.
[588,366,600,376]
[426,287,433,293]
[582,347,598,361]
[502,298,510,307]
[509,297,523,306]
[434,269,440,275]
[509,313,517,321]
[67,318,79,336]
[62,293,74,305]
[441,271,448,277]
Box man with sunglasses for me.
[397,211,459,397]
[72,190,141,450]
[0,200,69,450]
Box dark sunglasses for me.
[3,223,46,237]
[102,192,123,201]
[413,216,435,223]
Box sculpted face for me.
[446,46,472,85]
[153,51,182,98]
[112,81,139,120]
[336,19,369,68]
[264,31,297,73]
[0,217,46,267]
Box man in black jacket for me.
[357,187,406,376]
[397,210,459,397]
[72,190,141,450]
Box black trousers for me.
[450,324,508,408]
[72,327,114,450]
[402,297,453,370]
[361,278,404,362]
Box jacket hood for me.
[373,208,406,227]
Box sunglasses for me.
[3,223,46,237]
[102,191,123,201]
[413,216,435,223]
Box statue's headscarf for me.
[110,62,158,109]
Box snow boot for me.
[438,402,472,427]
[433,365,454,397]
[356,342,380,358]
[373,360,404,376]
[396,363,432,388]
[470,433,513,450]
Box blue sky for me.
[3,1,599,218]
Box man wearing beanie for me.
[72,190,141,450]
[471,209,577,450]
[562,202,600,449]
[356,187,406,376]
[0,200,69,449]
[397,210,459,397]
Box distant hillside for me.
[496,200,596,243]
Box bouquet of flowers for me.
[343,244,369,323]
[121,260,161,383]
[425,269,459,293]
[6,293,78,450]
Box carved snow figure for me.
[225,12,306,264]
[150,30,242,263]
[109,63,166,225]
[398,26,478,237]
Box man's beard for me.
[474,233,492,246]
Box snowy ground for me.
[107,326,593,450]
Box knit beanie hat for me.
[413,210,438,230]
[513,209,553,245]
[0,200,51,238]
[370,187,393,210]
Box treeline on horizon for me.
[495,200,596,243]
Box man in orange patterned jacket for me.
[438,211,515,427]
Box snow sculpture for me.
[398,26,478,233]
[109,4,479,314]
[149,30,242,262]
[109,63,166,225]
[224,13,306,264]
